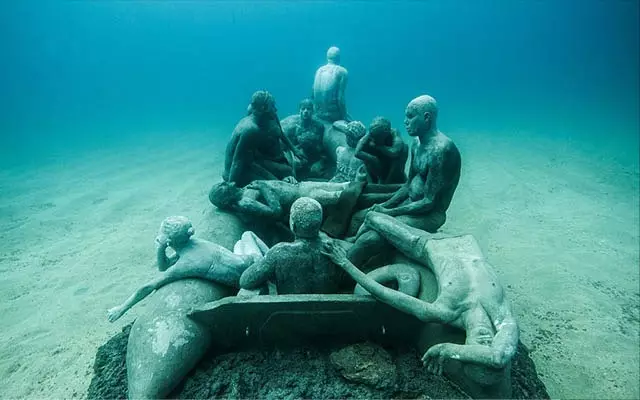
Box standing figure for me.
[355,116,409,184]
[223,91,305,187]
[280,99,329,180]
[312,46,349,123]
[348,95,461,267]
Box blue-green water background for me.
[1,1,638,166]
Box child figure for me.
[330,121,370,183]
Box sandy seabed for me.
[0,129,638,399]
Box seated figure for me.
[240,197,342,294]
[347,95,461,265]
[355,116,408,184]
[322,211,519,373]
[312,46,349,123]
[330,121,370,183]
[222,91,305,187]
[280,99,330,180]
[107,216,267,322]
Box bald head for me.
[405,95,439,137]
[327,46,341,64]
[289,197,323,238]
[407,95,438,117]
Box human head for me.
[157,216,195,248]
[289,197,323,239]
[369,116,392,144]
[299,98,314,122]
[209,181,243,210]
[326,46,341,64]
[345,120,366,148]
[404,95,438,137]
[249,90,278,122]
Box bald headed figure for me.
[312,46,349,123]
[347,95,462,268]
[240,197,342,294]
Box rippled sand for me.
[0,130,637,399]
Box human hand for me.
[107,306,124,323]
[421,343,451,375]
[155,235,170,249]
[283,176,298,184]
[321,237,349,266]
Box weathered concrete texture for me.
[87,326,549,399]
[126,279,234,399]
[330,342,396,389]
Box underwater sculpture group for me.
[102,47,530,399]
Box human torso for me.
[313,65,345,121]
[332,146,367,182]
[285,116,325,162]
[273,240,340,294]
[408,133,460,212]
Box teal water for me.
[1,1,637,166]
[0,2,638,399]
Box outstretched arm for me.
[322,239,446,323]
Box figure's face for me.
[299,104,313,121]
[404,105,429,137]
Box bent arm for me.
[385,197,434,217]
[377,133,407,159]
[335,256,446,323]
[436,319,519,368]
[228,129,256,184]
[156,245,178,272]
[338,71,348,118]
[355,137,383,176]
[380,184,409,208]
[239,254,276,289]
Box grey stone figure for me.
[330,121,370,183]
[355,116,409,184]
[239,197,342,294]
[280,98,330,180]
[312,46,349,123]
[322,211,519,374]
[107,216,265,322]
[347,95,461,266]
[209,178,367,224]
[222,90,305,187]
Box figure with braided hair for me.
[223,90,306,187]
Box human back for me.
[273,239,339,294]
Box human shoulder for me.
[266,241,300,261]
[437,133,461,160]
[236,116,260,134]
